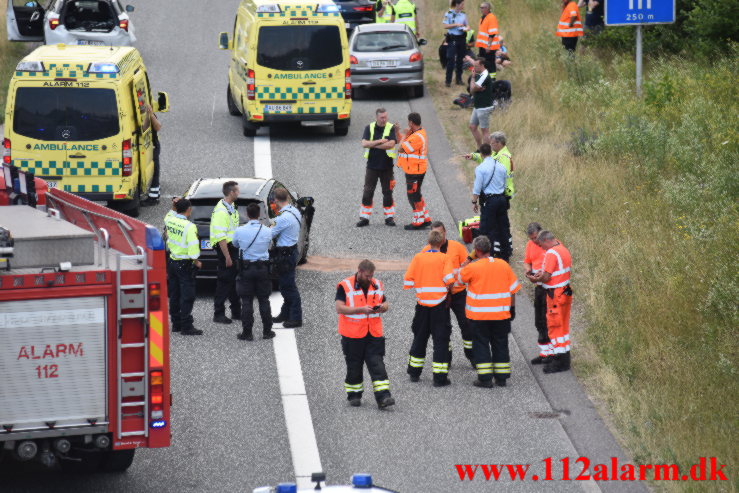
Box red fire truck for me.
[0,171,171,472]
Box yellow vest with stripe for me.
[376,2,393,23]
[493,145,515,198]
[209,199,239,245]
[363,122,397,160]
[393,0,417,34]
[166,214,200,260]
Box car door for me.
[6,0,48,41]
[131,70,154,194]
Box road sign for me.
[605,0,676,26]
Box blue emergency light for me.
[352,474,373,488]
[145,225,165,251]
[275,484,297,493]
[150,420,167,428]
[88,62,119,74]
[316,3,340,12]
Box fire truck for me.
[0,166,171,472]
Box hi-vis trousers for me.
[342,334,391,402]
[407,302,451,383]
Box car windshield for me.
[354,32,414,52]
[257,25,343,71]
[12,87,119,141]
[189,199,263,224]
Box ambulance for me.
[219,0,352,137]
[2,44,169,217]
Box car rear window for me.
[354,32,414,52]
[257,25,343,71]
[12,87,119,141]
[189,199,263,224]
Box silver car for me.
[6,0,136,46]
[349,23,425,98]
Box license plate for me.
[264,104,292,113]
[369,60,398,68]
[200,239,212,250]
[77,40,105,46]
[46,181,58,189]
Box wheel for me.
[413,84,425,98]
[99,449,135,473]
[334,118,350,136]
[227,85,241,116]
[243,114,258,137]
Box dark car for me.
[335,0,375,30]
[182,178,315,279]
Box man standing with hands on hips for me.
[271,188,303,328]
[211,181,242,324]
[396,112,431,231]
[358,108,398,228]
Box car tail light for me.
[247,69,255,101]
[345,68,351,99]
[352,5,373,11]
[409,52,423,63]
[150,370,165,423]
[122,139,132,176]
[148,282,161,311]
[2,139,10,165]
[350,55,358,65]
[119,19,129,31]
[49,18,60,30]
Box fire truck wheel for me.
[99,449,135,472]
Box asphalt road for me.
[1,1,646,491]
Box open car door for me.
[6,0,46,41]
[131,70,154,194]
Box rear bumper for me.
[253,113,346,124]
[351,68,424,87]
[45,27,136,46]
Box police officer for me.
[442,0,470,87]
[457,235,520,387]
[375,0,394,23]
[491,131,514,258]
[165,199,202,336]
[271,187,303,328]
[232,203,275,341]
[336,260,395,409]
[393,0,419,37]
[466,143,510,261]
[211,180,242,324]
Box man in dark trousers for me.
[357,108,398,227]
[232,203,275,341]
[336,260,395,409]
[210,181,242,324]
[271,187,303,328]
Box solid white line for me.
[210,93,216,127]
[254,129,272,179]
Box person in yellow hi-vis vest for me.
[358,108,398,227]
[210,180,241,324]
[393,0,419,37]
[375,0,395,23]
[166,198,202,336]
[490,131,514,256]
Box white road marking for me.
[258,136,322,489]
[210,93,216,127]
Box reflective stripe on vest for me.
[459,257,521,320]
[494,146,515,198]
[376,3,393,22]
[338,276,384,338]
[557,2,583,37]
[397,128,428,174]
[393,0,416,33]
[209,199,239,245]
[542,246,571,289]
[168,217,199,260]
[363,122,397,160]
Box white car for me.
[6,0,136,46]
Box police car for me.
[182,178,315,279]
[253,473,399,492]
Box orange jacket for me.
[422,239,468,294]
[541,242,572,290]
[337,275,384,338]
[397,128,428,175]
[475,13,500,50]
[404,250,454,306]
[524,240,546,285]
[557,2,583,37]
[458,256,521,320]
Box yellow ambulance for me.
[2,45,169,216]
[219,0,352,137]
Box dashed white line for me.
[254,129,272,179]
[210,93,216,127]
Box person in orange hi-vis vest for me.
[421,221,475,366]
[457,235,520,387]
[395,112,432,230]
[556,0,583,53]
[404,230,455,386]
[336,259,395,409]
[523,222,552,365]
[475,2,500,73]
[529,230,573,374]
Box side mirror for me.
[125,4,135,12]
[218,32,230,50]
[296,196,314,208]
[417,38,428,46]
[156,91,170,113]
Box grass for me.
[420,0,738,491]
[0,0,37,125]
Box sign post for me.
[605,0,676,96]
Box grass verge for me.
[420,0,738,491]
[1,0,37,125]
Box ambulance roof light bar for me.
[256,4,281,12]
[316,3,340,12]
[88,62,120,74]
[16,61,45,72]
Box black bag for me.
[269,246,294,276]
[491,80,512,105]
[438,37,448,69]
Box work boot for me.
[213,314,233,324]
[237,331,254,341]
[385,218,396,227]
[348,397,362,407]
[283,320,302,328]
[181,328,203,336]
[455,80,465,86]
[561,352,571,370]
[172,326,181,333]
[530,355,550,365]
[377,396,395,409]
[409,374,420,383]
[494,378,507,387]
[543,354,570,374]
[272,315,286,324]
[473,379,493,388]
[263,330,276,339]
[433,378,451,387]
[445,81,451,88]
[404,222,431,231]
[141,196,159,207]
[356,218,370,227]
